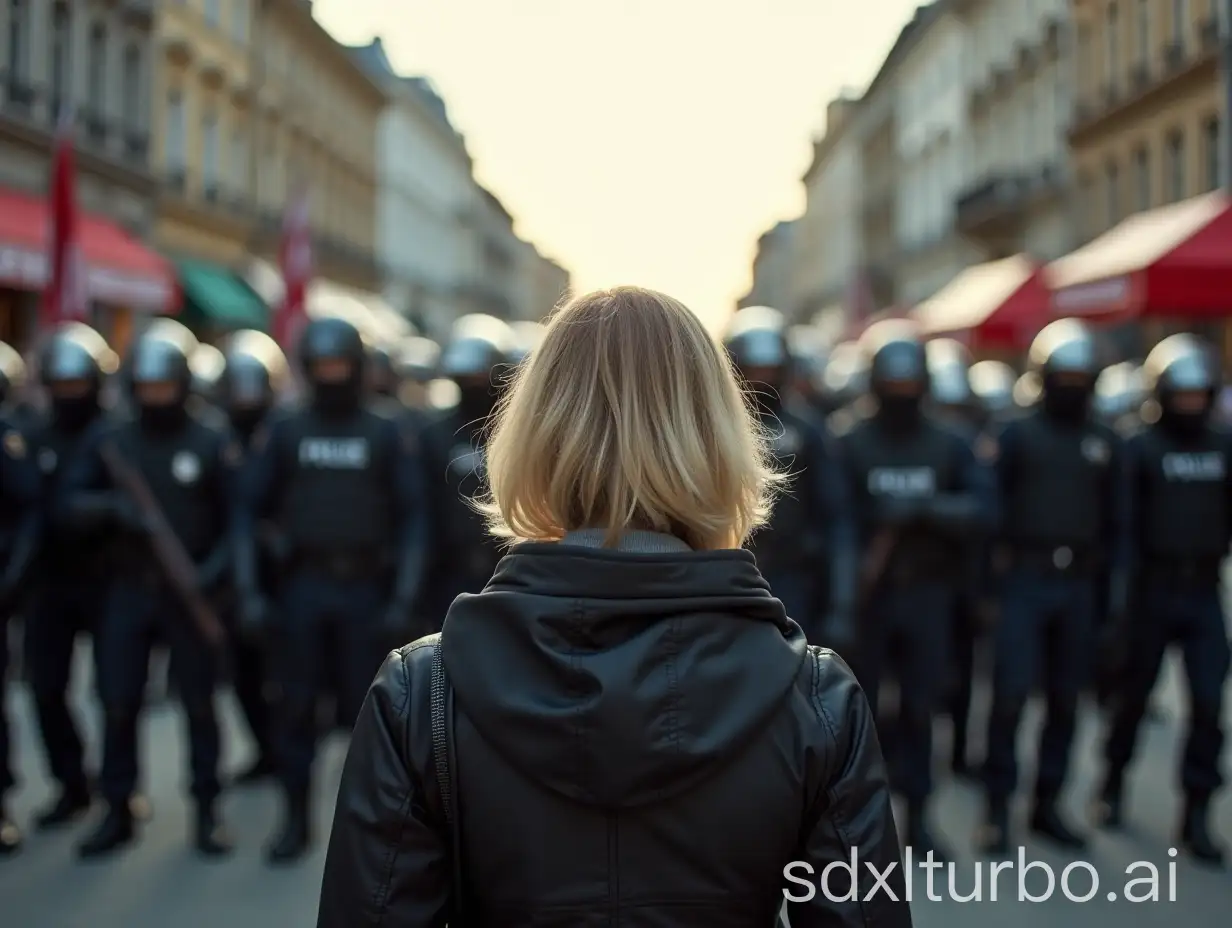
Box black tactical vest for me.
[1135,426,1229,559]
[1003,411,1111,550]
[31,415,107,568]
[112,418,224,559]
[276,410,395,552]
[843,416,961,575]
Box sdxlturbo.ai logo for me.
[784,847,1180,903]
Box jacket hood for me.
[440,542,808,808]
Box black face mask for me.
[1042,384,1090,423]
[311,380,361,418]
[138,402,187,434]
[877,394,922,431]
[1160,400,1210,438]
[229,406,267,440]
[457,384,496,425]
[51,394,100,432]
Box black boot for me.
[35,783,93,829]
[1090,772,1123,830]
[266,790,311,864]
[976,794,1011,856]
[1030,795,1087,849]
[906,800,948,862]
[1180,795,1225,865]
[77,803,135,859]
[0,801,21,856]
[194,800,234,857]
[230,754,275,787]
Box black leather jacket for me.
[318,542,909,928]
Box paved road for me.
[1,647,1229,927]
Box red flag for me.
[42,108,88,329]
[274,186,312,347]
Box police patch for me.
[2,430,25,459]
[975,434,999,463]
[171,450,201,484]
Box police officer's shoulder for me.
[1088,417,1124,446]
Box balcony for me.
[2,78,36,116]
[955,166,1064,238]
[164,168,187,196]
[123,130,149,165]
[83,109,109,146]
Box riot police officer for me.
[234,316,428,864]
[395,336,440,412]
[22,324,117,830]
[0,410,42,855]
[1094,334,1230,864]
[787,323,829,417]
[216,329,289,785]
[968,360,1017,430]
[61,327,237,858]
[724,306,842,643]
[418,314,514,628]
[367,342,400,402]
[189,343,226,406]
[978,318,1128,855]
[829,319,994,856]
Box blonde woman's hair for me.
[478,286,785,550]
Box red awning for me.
[0,186,178,312]
[912,254,1050,351]
[1047,191,1232,320]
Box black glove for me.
[238,593,270,641]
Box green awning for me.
[174,258,269,332]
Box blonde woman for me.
[317,287,909,928]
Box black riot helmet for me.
[724,307,789,403]
[925,338,973,415]
[1143,333,1218,436]
[298,315,366,417]
[39,322,117,430]
[222,329,287,433]
[396,336,440,384]
[1028,318,1100,423]
[128,328,194,432]
[189,343,226,405]
[0,341,26,406]
[860,319,929,430]
[820,341,866,411]
[968,360,1016,422]
[367,342,400,397]
[441,313,514,422]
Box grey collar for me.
[560,528,691,553]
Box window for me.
[1105,2,1119,87]
[1105,159,1120,226]
[1133,145,1150,210]
[1136,0,1150,66]
[6,0,27,80]
[50,2,71,119]
[1172,0,1187,47]
[165,89,186,170]
[1077,24,1091,94]
[122,44,141,127]
[87,23,106,114]
[202,108,220,191]
[231,0,249,44]
[231,126,248,193]
[204,0,221,28]
[1166,129,1186,201]
[1204,117,1221,191]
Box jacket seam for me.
[369,648,417,923]
[810,650,875,927]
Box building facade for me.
[790,94,863,327]
[739,219,798,314]
[1070,0,1225,243]
[0,0,160,346]
[893,3,985,305]
[954,0,1074,261]
[511,238,570,322]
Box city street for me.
[1,647,1230,927]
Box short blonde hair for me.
[479,286,784,550]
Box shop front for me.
[1047,191,1232,365]
[0,186,178,355]
[173,257,270,341]
[910,254,1051,362]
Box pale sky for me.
[315,0,922,329]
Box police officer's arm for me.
[825,434,860,615]
[232,418,283,599]
[196,428,240,589]
[0,423,42,596]
[920,432,999,535]
[387,419,428,611]
[52,418,124,531]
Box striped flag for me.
[42,106,89,328]
[274,185,312,347]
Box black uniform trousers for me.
[23,581,99,795]
[226,609,270,760]
[95,578,222,806]
[0,620,13,796]
[1104,575,1231,798]
[273,570,385,792]
[851,581,952,802]
[984,565,1096,800]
